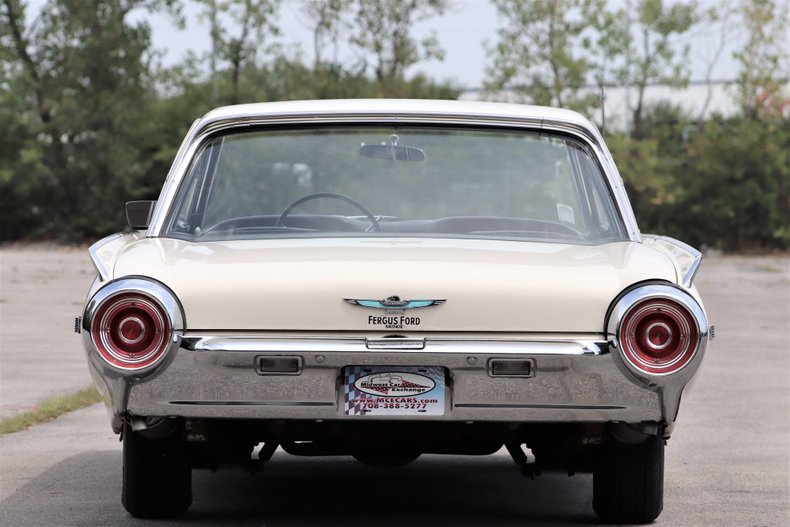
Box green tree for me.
[1,0,167,240]
[349,0,450,97]
[302,0,350,70]
[608,103,693,235]
[695,3,736,121]
[298,0,358,99]
[197,0,281,105]
[0,0,43,238]
[615,0,697,138]
[485,0,620,113]
[0,72,46,239]
[673,118,790,250]
[734,0,790,120]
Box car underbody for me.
[135,416,664,472]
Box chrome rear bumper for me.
[87,335,670,431]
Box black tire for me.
[353,450,421,468]
[593,435,664,524]
[122,422,192,518]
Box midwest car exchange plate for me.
[343,366,446,416]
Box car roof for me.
[198,98,598,135]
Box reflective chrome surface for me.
[366,338,426,350]
[82,277,185,418]
[185,335,607,356]
[88,233,124,282]
[606,283,709,421]
[642,234,703,287]
[84,334,674,426]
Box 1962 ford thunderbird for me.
[79,99,710,523]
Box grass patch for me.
[0,387,101,436]
[751,264,781,273]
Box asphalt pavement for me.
[0,252,788,526]
[0,248,95,418]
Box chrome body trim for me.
[145,100,641,241]
[185,336,607,356]
[681,250,703,288]
[88,233,124,282]
[641,234,703,287]
[87,334,678,425]
[82,278,185,418]
[366,338,426,350]
[606,284,709,421]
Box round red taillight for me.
[619,298,699,375]
[91,292,171,369]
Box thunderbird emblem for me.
[344,296,445,309]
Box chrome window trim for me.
[147,110,640,241]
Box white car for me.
[80,99,710,523]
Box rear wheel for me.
[122,422,192,518]
[593,435,664,524]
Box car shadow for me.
[0,450,601,526]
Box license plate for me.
[342,366,446,416]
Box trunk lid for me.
[113,238,676,333]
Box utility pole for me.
[210,0,219,105]
[624,0,632,138]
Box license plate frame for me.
[342,366,446,416]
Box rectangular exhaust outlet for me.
[256,356,303,375]
[488,358,535,378]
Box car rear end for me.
[81,100,710,522]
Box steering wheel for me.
[276,192,381,232]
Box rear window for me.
[165,126,625,245]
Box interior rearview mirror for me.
[359,144,426,162]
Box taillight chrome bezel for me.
[619,297,699,374]
[608,283,708,379]
[83,278,184,372]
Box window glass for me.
[166,126,625,245]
